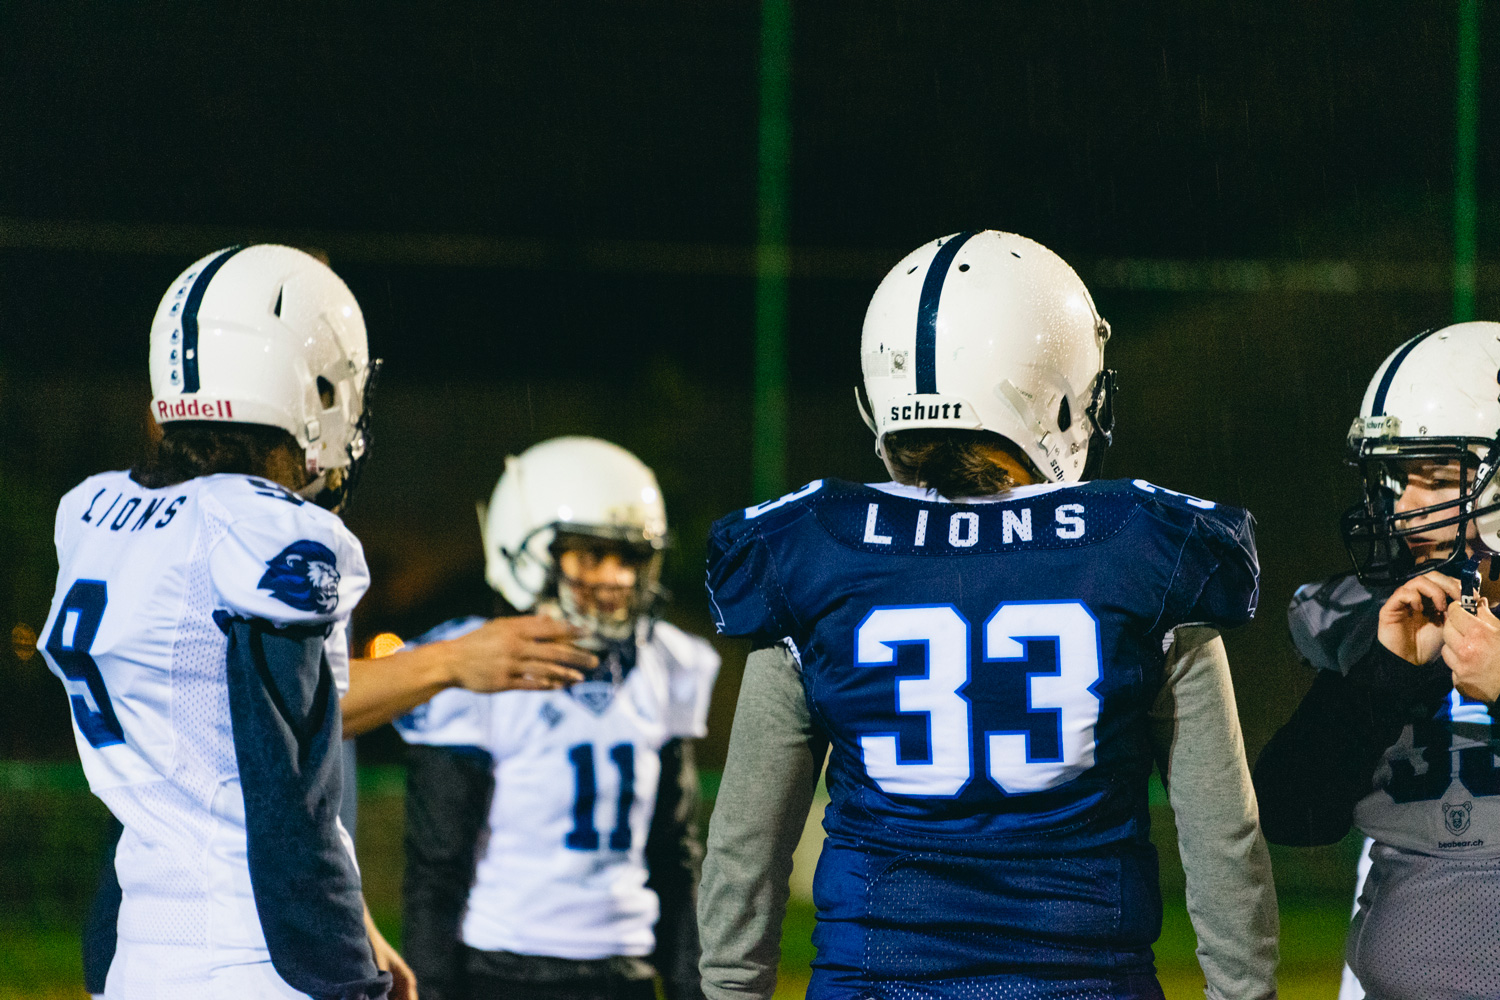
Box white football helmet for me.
[148,245,377,505]
[857,230,1114,483]
[481,437,667,644]
[1343,321,1500,582]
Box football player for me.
[45,245,599,1000]
[395,436,721,1000]
[1254,322,1500,1000]
[66,247,597,1000]
[699,231,1279,1000]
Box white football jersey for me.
[38,470,369,996]
[395,617,719,960]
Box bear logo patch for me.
[258,540,341,614]
[1443,799,1473,837]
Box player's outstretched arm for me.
[342,616,594,737]
[1149,626,1279,1000]
[698,644,827,1000]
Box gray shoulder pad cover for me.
[1286,572,1387,675]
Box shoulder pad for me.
[394,687,491,748]
[1287,573,1386,674]
[706,482,834,640]
[1124,480,1259,631]
[203,476,368,626]
[650,619,722,676]
[647,620,720,739]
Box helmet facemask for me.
[300,358,381,512]
[1341,433,1500,584]
[1080,367,1118,481]
[523,526,667,661]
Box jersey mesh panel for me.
[1348,844,1500,999]
[872,974,1124,999]
[102,515,230,949]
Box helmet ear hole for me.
[316,376,335,409]
[1057,396,1072,433]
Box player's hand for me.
[444,614,594,692]
[1378,570,1462,665]
[1442,596,1500,703]
[365,906,418,1000]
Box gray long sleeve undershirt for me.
[698,628,1278,1000]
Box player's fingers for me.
[522,658,588,684]
[1447,602,1475,635]
[514,614,587,640]
[1382,586,1431,622]
[514,672,570,690]
[1418,570,1464,599]
[1405,574,1457,612]
[1442,642,1468,675]
[527,640,597,671]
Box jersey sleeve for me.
[205,480,370,628]
[705,501,804,642]
[1166,503,1261,631]
[393,687,492,749]
[654,623,722,739]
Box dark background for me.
[2,0,1497,771]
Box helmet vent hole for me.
[907,265,918,274]
[1011,251,1022,258]
[317,376,335,409]
[1057,396,1072,432]
[958,263,970,272]
[273,286,284,318]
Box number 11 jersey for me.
[706,478,1259,979]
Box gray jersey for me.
[1290,574,1500,998]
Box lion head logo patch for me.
[258,540,341,614]
[1443,799,1473,837]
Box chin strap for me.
[1081,369,1117,481]
[854,385,881,456]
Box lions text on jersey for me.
[38,471,382,1000]
[706,478,1258,994]
[394,616,719,960]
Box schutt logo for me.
[258,540,341,614]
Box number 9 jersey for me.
[705,477,1258,976]
[37,470,378,999]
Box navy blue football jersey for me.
[706,478,1258,987]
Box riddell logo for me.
[157,399,235,420]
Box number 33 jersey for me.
[706,478,1259,973]
[37,470,371,995]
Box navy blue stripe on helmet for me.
[1370,326,1440,416]
[181,245,247,393]
[915,230,979,394]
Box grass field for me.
[0,765,1360,999]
